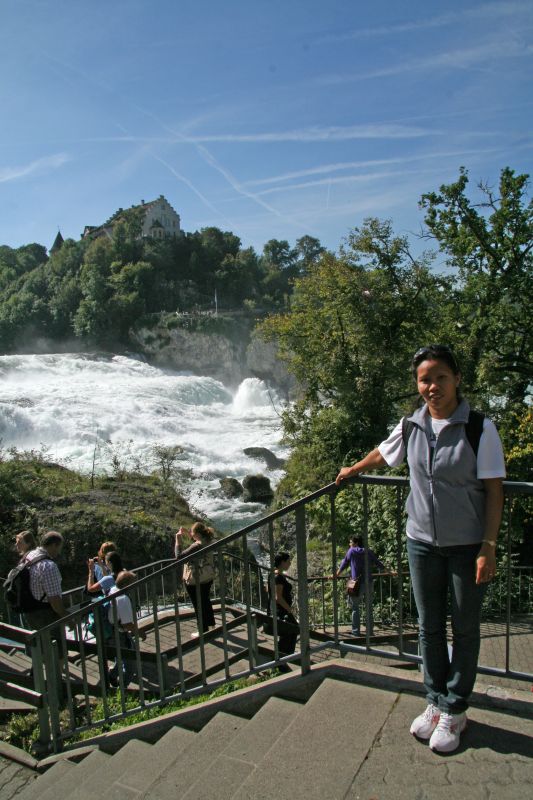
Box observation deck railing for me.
[0,475,531,753]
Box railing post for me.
[505,496,513,674]
[41,631,62,752]
[330,492,339,643]
[396,484,405,655]
[268,521,279,661]
[30,633,51,750]
[295,505,311,674]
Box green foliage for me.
[262,218,445,470]
[420,167,533,407]
[0,449,197,586]
[0,218,323,351]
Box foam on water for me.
[0,353,288,530]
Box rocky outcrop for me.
[219,477,244,498]
[130,313,296,394]
[243,447,286,470]
[242,474,274,504]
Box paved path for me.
[347,690,533,800]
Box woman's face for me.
[280,559,291,571]
[416,358,460,419]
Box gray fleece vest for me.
[405,399,485,547]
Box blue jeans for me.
[350,582,373,635]
[407,537,487,714]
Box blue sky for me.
[1,0,532,255]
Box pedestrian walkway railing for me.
[0,475,531,753]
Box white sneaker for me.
[429,712,467,753]
[190,631,200,639]
[410,703,441,739]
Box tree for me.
[295,235,325,274]
[261,219,446,483]
[420,167,533,408]
[73,239,114,341]
[259,239,298,308]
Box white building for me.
[83,195,182,241]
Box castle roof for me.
[50,230,64,254]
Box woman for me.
[14,530,37,562]
[87,551,124,596]
[333,536,384,636]
[336,344,505,753]
[92,541,118,582]
[12,531,37,629]
[269,552,298,656]
[175,522,216,637]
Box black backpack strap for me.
[401,416,415,461]
[465,409,485,457]
[402,410,485,460]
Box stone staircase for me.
[14,676,398,800]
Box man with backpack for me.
[21,531,69,633]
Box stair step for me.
[213,696,298,769]
[16,760,76,800]
[179,697,300,800]
[231,677,399,800]
[146,711,248,800]
[37,750,110,800]
[100,725,196,799]
[66,740,151,800]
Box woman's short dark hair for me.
[350,536,363,548]
[105,551,123,577]
[411,344,461,379]
[274,552,291,568]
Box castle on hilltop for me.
[82,195,182,241]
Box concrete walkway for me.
[2,659,531,800]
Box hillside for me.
[0,453,199,588]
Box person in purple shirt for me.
[333,536,384,636]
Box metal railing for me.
[0,475,531,753]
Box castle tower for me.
[50,230,64,254]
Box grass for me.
[1,672,280,753]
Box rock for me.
[242,474,274,504]
[219,477,244,498]
[243,447,286,470]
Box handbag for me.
[346,577,361,597]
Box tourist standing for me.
[175,522,216,637]
[333,536,384,636]
[23,531,69,632]
[336,344,505,753]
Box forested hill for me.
[0,213,325,353]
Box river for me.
[0,352,288,534]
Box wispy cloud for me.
[0,153,70,183]
[184,123,436,143]
[80,122,436,146]
[149,151,233,226]
[319,38,533,85]
[254,168,440,197]
[318,2,532,44]
[244,148,501,188]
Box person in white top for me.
[336,344,505,754]
[106,570,144,688]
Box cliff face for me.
[130,313,295,394]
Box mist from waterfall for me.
[0,353,288,531]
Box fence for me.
[0,475,531,753]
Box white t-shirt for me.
[378,416,506,479]
[107,586,134,627]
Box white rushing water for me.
[0,353,288,532]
